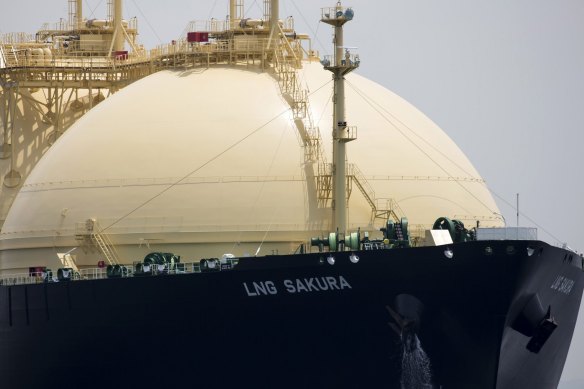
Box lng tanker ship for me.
[0,1,582,388]
[1,238,582,389]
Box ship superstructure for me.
[0,0,312,228]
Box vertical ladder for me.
[317,162,333,205]
[0,45,6,68]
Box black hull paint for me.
[0,240,582,388]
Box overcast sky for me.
[2,0,583,386]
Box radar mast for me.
[321,2,359,234]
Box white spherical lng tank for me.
[0,62,501,271]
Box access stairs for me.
[347,164,405,223]
[75,219,120,265]
[270,31,404,225]
[271,26,325,166]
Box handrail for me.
[0,45,6,69]
[0,35,277,72]
[348,163,405,223]
[0,259,238,286]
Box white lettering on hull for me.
[551,275,575,295]
[244,276,352,297]
[243,281,278,296]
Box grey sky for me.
[2,0,583,386]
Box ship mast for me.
[321,2,358,234]
[229,0,244,29]
[113,0,124,52]
[69,0,83,29]
[270,0,279,37]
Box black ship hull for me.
[0,240,582,388]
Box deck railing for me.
[0,259,238,287]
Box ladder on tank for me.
[271,27,333,206]
[272,34,325,163]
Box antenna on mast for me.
[320,2,359,234]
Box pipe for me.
[270,0,279,37]
[76,0,83,28]
[230,0,236,29]
[113,0,124,52]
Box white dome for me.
[0,62,500,268]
